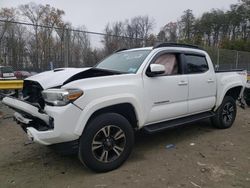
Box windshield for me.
[96,50,151,73]
[0,66,14,73]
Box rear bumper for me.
[3,97,82,145]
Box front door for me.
[143,52,188,125]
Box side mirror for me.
[147,64,165,77]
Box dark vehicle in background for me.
[14,71,32,79]
[0,66,16,79]
[14,71,38,79]
[244,72,250,106]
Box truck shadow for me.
[50,119,217,173]
[129,119,216,162]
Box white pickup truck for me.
[2,43,247,172]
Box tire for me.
[244,88,250,107]
[245,100,250,107]
[211,96,237,129]
[78,113,134,172]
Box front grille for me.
[22,80,45,109]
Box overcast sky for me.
[1,0,238,33]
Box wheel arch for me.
[73,95,143,136]
[225,86,243,100]
[85,103,138,131]
[214,85,243,111]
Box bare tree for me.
[102,22,125,54]
[159,22,178,43]
[0,8,16,65]
[179,9,195,42]
[40,5,65,69]
[103,15,155,54]
[125,16,155,46]
[71,26,91,67]
[19,3,47,70]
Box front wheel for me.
[78,113,134,172]
[211,96,237,129]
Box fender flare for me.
[214,83,244,111]
[73,94,143,136]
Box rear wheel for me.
[78,113,134,172]
[211,96,237,129]
[245,100,250,107]
[244,88,250,107]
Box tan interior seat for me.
[154,54,178,75]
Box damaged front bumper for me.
[2,96,82,145]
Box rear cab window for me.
[185,55,208,74]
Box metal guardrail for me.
[0,80,24,90]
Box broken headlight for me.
[42,88,83,106]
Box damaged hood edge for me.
[25,67,91,89]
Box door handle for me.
[178,81,188,86]
[207,79,214,83]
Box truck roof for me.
[121,43,206,54]
[154,42,202,50]
[120,43,207,55]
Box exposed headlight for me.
[42,88,83,106]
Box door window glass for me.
[185,55,208,74]
[153,54,179,75]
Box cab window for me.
[185,55,208,74]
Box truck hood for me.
[26,68,91,89]
[26,67,124,89]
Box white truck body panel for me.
[143,74,188,124]
[215,71,247,110]
[187,53,217,113]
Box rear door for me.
[184,54,216,114]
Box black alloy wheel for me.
[211,96,237,129]
[78,113,134,172]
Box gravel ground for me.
[0,103,250,188]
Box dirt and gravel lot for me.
[0,103,250,188]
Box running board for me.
[143,111,215,133]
